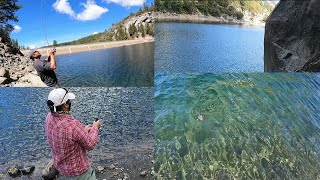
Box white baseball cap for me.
[48,88,76,107]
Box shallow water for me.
[155,73,320,179]
[155,23,264,73]
[53,42,154,87]
[0,87,153,174]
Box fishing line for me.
[40,0,50,47]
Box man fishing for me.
[29,49,58,87]
[44,88,101,179]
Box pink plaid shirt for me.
[45,113,99,176]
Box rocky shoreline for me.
[0,139,154,180]
[155,12,267,27]
[0,41,46,87]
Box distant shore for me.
[155,12,266,27]
[21,38,154,57]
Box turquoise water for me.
[155,73,320,179]
[155,23,264,73]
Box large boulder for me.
[264,0,320,72]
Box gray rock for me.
[21,166,35,175]
[3,45,12,53]
[109,164,116,169]
[264,0,320,72]
[10,74,18,81]
[7,167,21,177]
[0,68,9,78]
[42,160,58,180]
[151,170,155,176]
[140,170,147,176]
[97,165,104,173]
[0,77,8,84]
[25,66,34,72]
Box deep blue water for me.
[155,23,265,73]
[0,88,153,176]
[53,42,154,87]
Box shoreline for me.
[1,139,154,179]
[155,12,266,27]
[20,38,154,57]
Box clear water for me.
[155,73,320,179]
[0,87,153,175]
[53,42,154,87]
[155,23,264,73]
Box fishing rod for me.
[40,0,56,59]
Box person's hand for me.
[93,120,101,129]
[49,49,55,56]
[84,125,92,133]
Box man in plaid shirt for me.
[45,88,101,179]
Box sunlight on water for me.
[155,73,320,179]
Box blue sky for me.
[10,0,153,48]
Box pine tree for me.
[0,0,21,31]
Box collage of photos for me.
[0,0,319,180]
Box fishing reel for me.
[47,48,56,62]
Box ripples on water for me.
[155,73,320,179]
[0,87,153,172]
[54,42,154,87]
[155,23,264,73]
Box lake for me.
[155,22,265,73]
[0,87,154,178]
[155,73,320,179]
[53,42,154,87]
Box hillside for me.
[155,0,279,25]
[57,9,154,46]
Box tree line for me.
[0,0,22,52]
[58,2,155,46]
[155,0,270,20]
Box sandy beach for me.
[20,38,154,57]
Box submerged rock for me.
[264,0,320,72]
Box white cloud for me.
[103,0,145,7]
[92,32,99,35]
[53,0,107,21]
[13,25,22,33]
[76,0,108,21]
[53,0,75,17]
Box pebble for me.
[109,164,116,169]
[151,170,155,176]
[21,166,35,175]
[97,166,104,173]
[140,170,147,176]
[197,114,204,121]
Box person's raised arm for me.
[49,49,56,70]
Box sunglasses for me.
[61,88,68,104]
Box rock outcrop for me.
[0,40,46,87]
[264,0,320,72]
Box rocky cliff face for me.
[264,0,320,72]
[0,39,45,87]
